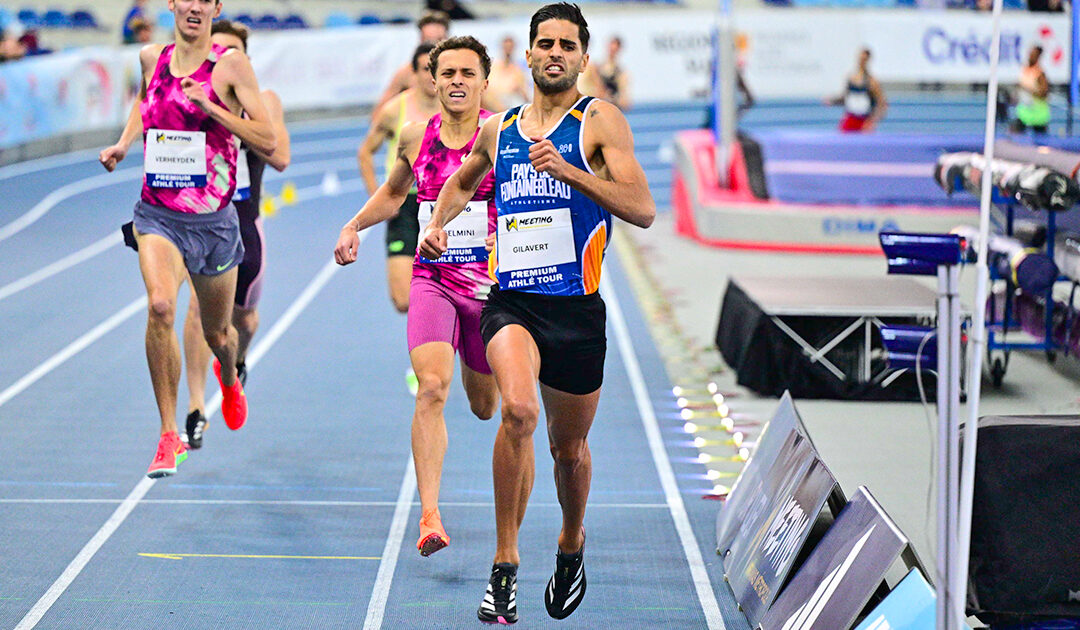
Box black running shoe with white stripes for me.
[184,410,207,450]
[545,540,586,619]
[478,562,518,624]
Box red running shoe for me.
[417,509,450,557]
[147,431,188,478]
[213,358,247,430]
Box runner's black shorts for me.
[385,192,420,257]
[480,285,606,395]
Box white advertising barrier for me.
[864,12,1070,83]
[0,10,1071,150]
[245,13,716,110]
[738,10,1071,98]
[0,45,140,150]
[247,23,414,110]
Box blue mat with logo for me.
[751,130,1080,207]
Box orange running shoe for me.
[213,358,247,430]
[147,431,188,478]
[417,509,449,557]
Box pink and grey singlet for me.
[133,43,244,277]
[405,111,496,373]
[413,110,497,298]
[140,43,237,214]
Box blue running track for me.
[0,117,747,629]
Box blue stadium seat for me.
[17,8,41,29]
[324,12,351,28]
[256,14,281,30]
[282,14,307,29]
[1002,0,1025,7]
[157,8,174,29]
[43,9,71,27]
[233,13,255,28]
[358,14,382,25]
[70,10,97,29]
[387,15,412,24]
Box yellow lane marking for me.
[139,553,379,561]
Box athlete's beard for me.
[532,64,579,95]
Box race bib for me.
[496,207,576,272]
[233,147,251,201]
[418,200,489,264]
[844,92,872,117]
[145,128,207,188]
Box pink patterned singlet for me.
[412,111,497,300]
[140,43,237,214]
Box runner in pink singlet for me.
[99,0,277,479]
[411,110,496,300]
[139,42,238,214]
[334,36,498,558]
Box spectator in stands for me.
[1011,45,1051,134]
[426,0,475,20]
[122,0,148,44]
[826,47,887,133]
[579,35,631,110]
[0,27,27,62]
[372,10,450,114]
[130,17,153,45]
[484,35,529,111]
[1028,0,1064,13]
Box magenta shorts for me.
[407,276,491,374]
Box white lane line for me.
[0,149,351,246]
[286,137,358,155]
[0,232,122,303]
[13,254,351,629]
[0,296,146,409]
[12,477,156,630]
[244,258,340,367]
[601,272,726,630]
[0,169,142,243]
[363,456,416,630]
[0,171,362,306]
[0,147,107,181]
[0,117,361,182]
[259,156,354,182]
[0,499,670,508]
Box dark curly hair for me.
[429,36,492,78]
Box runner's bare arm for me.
[254,90,290,172]
[530,101,654,228]
[1035,72,1050,99]
[100,44,162,171]
[188,49,276,156]
[335,125,421,265]
[418,116,498,259]
[868,78,887,127]
[372,64,412,118]
[357,95,398,196]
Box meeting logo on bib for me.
[154,131,197,145]
[504,214,554,232]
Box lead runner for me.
[419,3,655,623]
